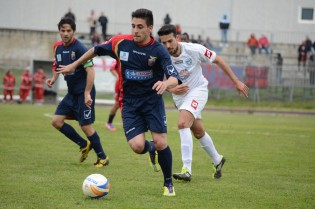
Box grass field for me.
[0,104,314,209]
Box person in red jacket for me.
[2,70,16,103]
[247,33,259,55]
[18,67,33,104]
[33,66,46,104]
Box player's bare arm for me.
[153,76,179,95]
[84,66,94,108]
[168,84,189,95]
[46,69,59,88]
[213,55,249,97]
[57,48,96,74]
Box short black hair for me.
[131,8,154,27]
[58,17,76,31]
[157,24,177,37]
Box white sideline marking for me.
[44,113,53,118]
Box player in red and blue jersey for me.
[45,17,109,168]
[58,9,181,196]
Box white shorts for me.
[173,86,208,119]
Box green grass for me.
[0,104,314,209]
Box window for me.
[299,7,315,23]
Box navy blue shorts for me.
[122,94,167,140]
[55,90,95,126]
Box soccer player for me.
[45,17,109,168]
[58,9,181,196]
[18,67,32,104]
[105,60,120,132]
[157,24,249,181]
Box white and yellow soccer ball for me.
[82,174,110,198]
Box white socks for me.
[199,132,221,165]
[179,128,193,173]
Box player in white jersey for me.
[158,25,249,181]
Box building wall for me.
[0,0,314,44]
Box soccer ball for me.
[82,174,110,198]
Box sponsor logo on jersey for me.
[174,60,183,64]
[125,69,153,80]
[179,69,192,80]
[84,109,92,119]
[71,51,76,60]
[148,56,157,66]
[204,49,212,59]
[191,99,198,110]
[120,51,129,61]
[185,58,193,66]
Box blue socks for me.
[59,123,87,148]
[88,132,106,159]
[140,140,155,154]
[157,146,173,185]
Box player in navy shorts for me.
[59,9,181,196]
[45,17,109,168]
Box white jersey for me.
[171,42,216,105]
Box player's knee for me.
[51,119,63,129]
[193,132,204,139]
[193,130,205,139]
[154,139,167,150]
[128,141,144,154]
[178,121,190,129]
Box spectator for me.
[175,24,181,35]
[309,54,315,86]
[33,66,46,104]
[91,31,101,46]
[258,34,270,54]
[190,34,197,43]
[203,37,213,50]
[276,53,283,85]
[98,11,108,41]
[219,13,230,46]
[196,35,204,45]
[163,13,171,25]
[88,10,97,38]
[298,41,307,70]
[18,67,32,104]
[2,70,15,103]
[305,36,312,54]
[180,32,190,42]
[247,33,259,55]
[64,8,75,22]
